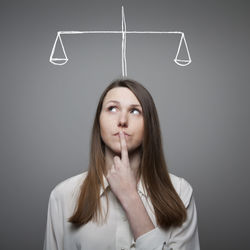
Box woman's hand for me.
[106,131,155,239]
[106,131,138,205]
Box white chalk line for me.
[122,6,127,77]
[58,31,184,34]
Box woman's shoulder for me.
[50,171,88,201]
[169,173,194,208]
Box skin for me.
[99,87,155,240]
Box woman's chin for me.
[104,144,121,155]
[105,141,142,156]
[111,146,124,155]
[110,145,141,156]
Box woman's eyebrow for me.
[105,100,141,108]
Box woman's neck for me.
[104,146,141,183]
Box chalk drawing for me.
[49,6,192,76]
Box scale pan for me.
[174,59,191,66]
[50,58,68,65]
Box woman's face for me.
[99,87,144,155]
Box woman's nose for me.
[118,111,128,127]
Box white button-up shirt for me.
[43,171,200,250]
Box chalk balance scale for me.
[49,6,192,76]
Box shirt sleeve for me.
[43,191,64,250]
[167,195,200,250]
[135,178,200,250]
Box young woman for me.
[43,79,200,250]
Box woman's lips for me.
[114,132,130,137]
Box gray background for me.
[0,0,249,249]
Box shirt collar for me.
[100,174,148,198]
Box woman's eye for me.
[131,109,140,115]
[108,106,117,112]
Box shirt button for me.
[130,242,136,248]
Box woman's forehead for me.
[103,87,140,105]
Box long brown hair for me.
[68,79,187,229]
